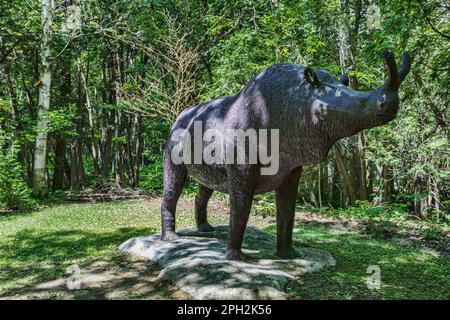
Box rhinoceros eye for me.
[340,74,349,86]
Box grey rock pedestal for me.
[119,226,335,299]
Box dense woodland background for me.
[0,0,448,221]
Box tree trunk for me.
[70,140,80,188]
[52,136,66,190]
[357,131,369,200]
[337,0,369,203]
[33,0,54,196]
[414,173,423,217]
[431,178,441,215]
[64,157,72,186]
[133,53,148,187]
[100,52,116,181]
[320,163,328,206]
[77,51,99,174]
[134,112,142,187]
[113,51,125,186]
[327,161,339,206]
[333,143,357,205]
[71,52,84,189]
[317,165,323,208]
[1,64,19,137]
[70,122,84,189]
[1,62,25,164]
[114,110,125,186]
[380,165,394,203]
[125,117,136,187]
[53,48,72,190]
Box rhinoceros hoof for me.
[225,248,246,261]
[197,223,215,232]
[161,231,180,241]
[277,246,303,259]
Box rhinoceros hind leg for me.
[161,150,187,241]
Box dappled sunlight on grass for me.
[283,222,449,299]
[0,200,191,299]
[0,199,448,299]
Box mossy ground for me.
[0,197,448,299]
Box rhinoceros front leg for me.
[225,165,257,261]
[276,167,302,259]
[161,150,187,241]
[195,185,215,232]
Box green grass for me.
[0,199,448,299]
[0,199,224,299]
[277,224,449,299]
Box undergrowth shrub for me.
[140,153,198,194]
[0,142,35,210]
[140,154,164,193]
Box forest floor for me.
[0,196,448,300]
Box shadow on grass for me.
[1,220,448,300]
[262,224,450,300]
[296,214,449,254]
[0,227,186,299]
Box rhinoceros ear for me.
[340,74,350,86]
[304,67,320,87]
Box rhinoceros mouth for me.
[376,112,396,121]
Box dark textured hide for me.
[160,50,411,260]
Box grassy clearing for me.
[0,197,448,299]
[279,224,449,299]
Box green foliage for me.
[1,0,448,219]
[1,0,449,301]
[318,200,411,220]
[252,194,277,217]
[314,198,448,243]
[139,154,199,195]
[0,136,35,210]
[418,222,444,241]
[140,154,164,193]
[47,109,77,135]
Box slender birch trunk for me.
[33,0,54,196]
